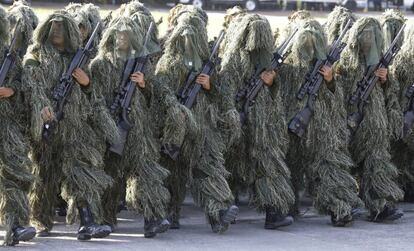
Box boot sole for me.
[222,206,239,224]
[155,223,170,234]
[377,213,404,222]
[16,230,36,242]
[91,229,111,239]
[264,216,294,229]
[144,232,156,238]
[77,233,92,241]
[36,231,50,237]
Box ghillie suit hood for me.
[380,9,406,51]
[223,6,247,29]
[65,2,103,57]
[276,10,313,46]
[218,6,247,57]
[154,12,234,221]
[389,22,414,197]
[0,5,34,246]
[95,16,143,66]
[22,10,114,228]
[160,4,208,49]
[218,13,295,214]
[276,17,362,220]
[336,17,404,214]
[324,6,357,45]
[28,10,82,57]
[6,0,38,57]
[115,1,161,57]
[342,17,384,68]
[89,16,170,223]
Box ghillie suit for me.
[0,6,36,246]
[89,16,171,238]
[6,0,39,58]
[65,3,103,59]
[379,9,406,50]
[276,16,363,226]
[390,22,414,201]
[336,17,404,221]
[22,11,114,240]
[154,12,237,233]
[324,6,357,45]
[218,13,295,229]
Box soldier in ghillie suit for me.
[89,16,171,238]
[154,12,238,233]
[324,6,356,45]
[6,0,38,58]
[218,13,295,229]
[390,23,414,201]
[379,9,406,50]
[275,13,363,227]
[0,6,36,246]
[22,10,114,240]
[335,17,404,222]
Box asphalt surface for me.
[1,198,413,250]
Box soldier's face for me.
[300,34,315,61]
[50,21,65,47]
[359,29,374,55]
[116,31,130,51]
[79,24,89,43]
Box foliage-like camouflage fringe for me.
[218,13,294,214]
[379,9,406,49]
[324,6,357,45]
[65,2,103,59]
[89,16,170,223]
[154,12,233,221]
[390,21,414,200]
[0,5,34,246]
[22,10,113,230]
[277,15,362,219]
[336,17,404,215]
[7,0,39,57]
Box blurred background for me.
[0,0,412,13]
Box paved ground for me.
[1,198,414,250]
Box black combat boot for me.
[264,207,294,229]
[161,144,180,160]
[77,206,112,241]
[370,205,403,222]
[209,205,239,234]
[144,218,171,238]
[11,224,36,245]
